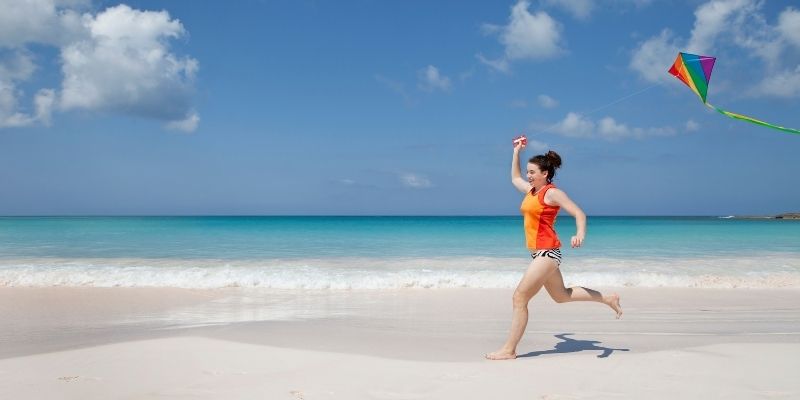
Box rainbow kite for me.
[668,52,800,135]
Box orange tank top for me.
[520,183,561,250]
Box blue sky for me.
[0,0,798,216]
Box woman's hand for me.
[513,141,526,153]
[571,233,584,248]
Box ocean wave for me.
[1,257,799,289]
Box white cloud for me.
[400,173,433,189]
[0,2,200,131]
[165,111,199,133]
[537,94,559,108]
[552,112,594,138]
[631,0,795,96]
[476,53,510,73]
[597,116,629,139]
[479,0,564,72]
[0,50,54,128]
[59,5,198,129]
[0,80,32,127]
[548,112,677,140]
[418,65,451,92]
[598,116,677,139]
[686,119,700,132]
[503,1,564,60]
[526,138,549,152]
[689,0,781,67]
[779,8,800,48]
[544,0,594,20]
[629,29,680,84]
[0,0,88,47]
[34,89,56,126]
[0,50,37,81]
[687,0,754,53]
[752,66,800,98]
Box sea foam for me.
[1,256,798,289]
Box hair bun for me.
[545,150,562,169]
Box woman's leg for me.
[543,267,623,319]
[485,256,560,360]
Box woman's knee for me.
[512,290,533,307]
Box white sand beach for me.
[2,287,799,399]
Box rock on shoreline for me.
[731,213,800,219]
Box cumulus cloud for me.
[686,119,700,132]
[691,0,781,66]
[629,29,680,84]
[0,0,88,48]
[475,54,510,73]
[59,5,198,129]
[400,173,433,189]
[752,66,800,98]
[165,111,199,133]
[525,138,549,152]
[597,116,676,140]
[503,1,564,60]
[0,1,199,131]
[551,112,594,138]
[778,8,800,48]
[537,94,559,108]
[479,0,564,72]
[544,0,594,20]
[0,81,31,128]
[597,116,629,139]
[0,49,52,127]
[548,112,677,140]
[33,89,56,126]
[630,0,800,98]
[687,0,755,54]
[418,65,451,92]
[0,50,37,81]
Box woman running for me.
[485,141,622,361]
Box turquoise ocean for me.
[1,216,798,289]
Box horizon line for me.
[0,214,792,218]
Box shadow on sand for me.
[518,333,629,359]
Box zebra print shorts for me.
[530,248,562,266]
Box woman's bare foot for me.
[485,350,517,360]
[605,293,623,319]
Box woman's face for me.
[526,163,548,187]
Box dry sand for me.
[1,287,799,399]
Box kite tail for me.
[704,103,800,135]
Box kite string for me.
[578,84,657,117]
[533,84,658,135]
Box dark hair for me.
[528,151,562,183]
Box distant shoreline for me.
[732,213,800,220]
[1,214,799,218]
